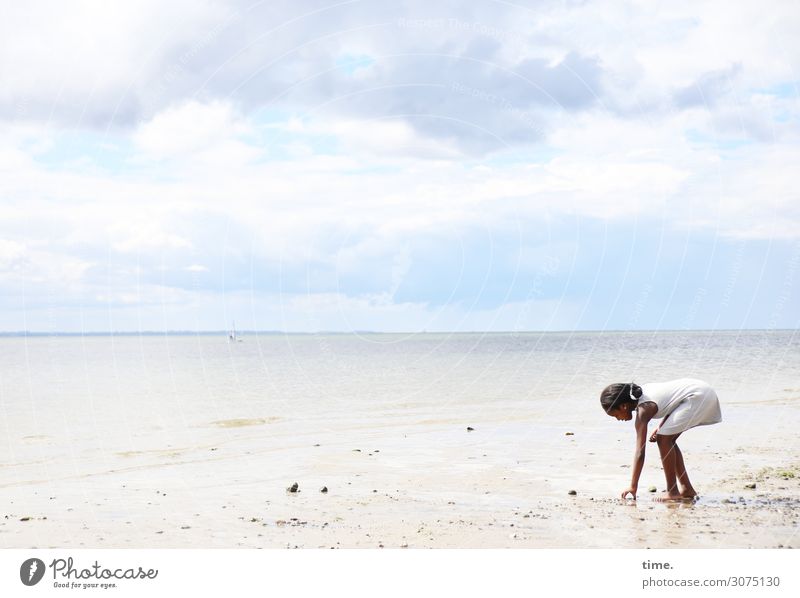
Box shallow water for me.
[1,330,799,488]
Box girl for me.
[600,379,722,501]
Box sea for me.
[2,329,798,453]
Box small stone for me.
[20,516,31,522]
[466,426,475,432]
[565,432,574,436]
[648,486,657,493]
[287,482,299,493]
[745,483,756,489]
[320,486,328,493]
[568,490,577,496]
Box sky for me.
[0,0,798,333]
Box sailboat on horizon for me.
[228,321,243,342]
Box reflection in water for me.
[696,495,800,508]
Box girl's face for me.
[608,404,634,421]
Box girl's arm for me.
[622,403,657,499]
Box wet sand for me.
[2,401,799,549]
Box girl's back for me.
[639,378,711,419]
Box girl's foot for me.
[680,488,698,499]
[654,491,690,502]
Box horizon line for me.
[1,328,798,337]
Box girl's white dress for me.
[639,378,722,435]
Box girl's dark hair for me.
[600,382,642,413]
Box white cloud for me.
[540,0,800,95]
[0,0,232,123]
[0,238,92,287]
[110,224,192,253]
[280,291,581,333]
[324,118,465,159]
[0,239,27,267]
[133,100,252,159]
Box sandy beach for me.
[1,333,799,549]
[3,395,799,548]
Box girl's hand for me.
[649,428,660,443]
[621,487,637,500]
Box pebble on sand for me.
[565,432,574,436]
[648,486,657,492]
[321,486,328,493]
[568,490,577,496]
[287,482,299,493]
[745,483,756,489]
[467,426,475,432]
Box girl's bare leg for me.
[655,434,683,501]
[674,444,697,498]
